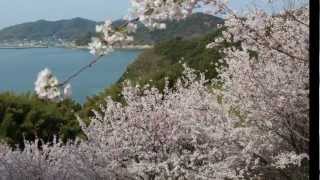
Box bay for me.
[0,48,141,103]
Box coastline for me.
[0,45,153,50]
[67,44,153,50]
[115,45,153,50]
[0,46,48,49]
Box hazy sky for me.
[0,0,290,29]
[0,0,131,29]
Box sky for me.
[0,0,131,29]
[0,0,301,29]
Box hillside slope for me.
[130,12,224,44]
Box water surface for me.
[0,48,141,103]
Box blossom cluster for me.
[129,0,228,29]
[272,151,309,169]
[88,20,135,56]
[216,5,310,156]
[34,68,72,101]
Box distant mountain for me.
[0,13,224,45]
[0,17,97,42]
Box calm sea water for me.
[0,48,141,103]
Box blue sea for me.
[0,48,141,103]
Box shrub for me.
[0,92,82,148]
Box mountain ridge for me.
[0,17,96,42]
[0,13,224,45]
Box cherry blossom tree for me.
[0,64,309,179]
[1,0,309,179]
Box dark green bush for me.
[0,92,82,148]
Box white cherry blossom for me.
[88,37,111,56]
[34,68,62,101]
[89,20,135,56]
[34,68,74,101]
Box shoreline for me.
[67,45,153,50]
[0,46,48,49]
[0,45,153,50]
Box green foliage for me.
[144,12,224,44]
[74,32,94,46]
[0,92,82,148]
